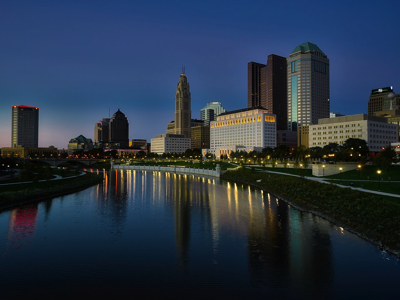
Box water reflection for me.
[1,170,399,299]
[6,204,38,252]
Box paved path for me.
[0,173,85,186]
[251,167,400,199]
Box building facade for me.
[174,71,191,138]
[248,62,267,108]
[375,110,400,141]
[210,107,276,158]
[67,135,94,154]
[191,126,210,150]
[200,102,226,126]
[94,118,110,144]
[1,146,57,159]
[297,125,310,148]
[266,54,287,130]
[11,105,39,148]
[368,87,399,115]
[308,114,398,152]
[109,109,129,148]
[287,42,330,131]
[151,134,191,154]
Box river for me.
[0,170,399,299]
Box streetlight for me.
[339,167,343,183]
[377,170,381,191]
[322,164,325,177]
[357,164,362,179]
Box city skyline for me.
[1,0,399,149]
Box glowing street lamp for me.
[357,164,362,179]
[322,164,325,177]
[377,170,381,191]
[339,167,343,183]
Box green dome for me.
[291,42,325,55]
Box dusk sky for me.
[1,0,399,149]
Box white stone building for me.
[151,134,191,155]
[209,107,276,158]
[309,114,398,152]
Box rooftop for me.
[291,42,325,55]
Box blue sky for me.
[1,0,399,149]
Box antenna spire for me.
[182,66,185,74]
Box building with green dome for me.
[287,42,330,131]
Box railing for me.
[113,164,221,178]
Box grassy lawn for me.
[0,168,79,184]
[324,165,400,181]
[251,166,314,177]
[326,180,400,195]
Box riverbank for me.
[222,170,400,258]
[0,173,103,211]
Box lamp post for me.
[339,167,343,183]
[357,164,362,179]
[377,170,381,191]
[322,165,325,177]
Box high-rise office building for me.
[94,118,110,144]
[109,109,129,148]
[11,105,39,147]
[248,62,267,108]
[368,86,399,115]
[174,70,191,138]
[200,102,226,126]
[287,42,330,131]
[266,54,287,130]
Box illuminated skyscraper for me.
[287,42,330,131]
[174,70,191,138]
[200,102,226,126]
[11,105,39,147]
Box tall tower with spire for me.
[174,68,191,138]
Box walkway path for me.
[250,167,400,199]
[0,172,85,186]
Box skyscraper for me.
[94,118,110,144]
[368,86,399,115]
[266,54,287,130]
[248,62,267,108]
[11,105,39,147]
[174,70,191,138]
[200,102,226,126]
[287,42,330,131]
[109,109,129,148]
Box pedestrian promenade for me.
[253,167,400,199]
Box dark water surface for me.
[0,170,399,299]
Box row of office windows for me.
[211,116,275,128]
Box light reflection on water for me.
[0,170,399,299]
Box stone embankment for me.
[113,164,221,178]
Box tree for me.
[342,138,369,156]
[380,146,396,163]
[274,145,289,162]
[308,147,324,160]
[374,146,396,172]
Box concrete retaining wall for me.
[113,165,221,178]
[312,163,357,177]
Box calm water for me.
[0,170,399,299]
